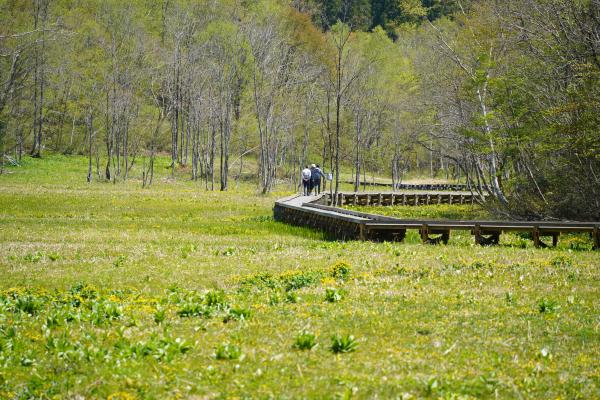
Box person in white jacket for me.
[301,166,312,195]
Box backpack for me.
[302,169,311,181]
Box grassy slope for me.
[0,155,598,399]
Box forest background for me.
[1,0,599,220]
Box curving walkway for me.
[273,192,600,249]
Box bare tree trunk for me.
[30,0,49,158]
[87,110,93,183]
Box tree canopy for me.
[1,0,598,220]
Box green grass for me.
[0,155,599,399]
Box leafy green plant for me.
[562,236,591,251]
[47,252,61,261]
[69,283,98,299]
[113,255,127,268]
[330,334,357,354]
[285,291,300,304]
[14,295,42,315]
[329,261,352,281]
[268,291,281,305]
[280,270,321,291]
[423,377,441,396]
[294,331,317,350]
[220,247,236,256]
[325,288,343,303]
[224,307,251,322]
[45,312,61,328]
[551,255,572,268]
[24,251,44,263]
[238,273,278,290]
[153,306,167,324]
[181,243,197,259]
[153,337,192,361]
[538,298,560,313]
[90,300,122,325]
[215,343,242,360]
[205,290,227,309]
[177,302,211,318]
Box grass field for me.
[1,155,599,399]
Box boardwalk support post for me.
[474,224,482,245]
[420,224,429,244]
[532,226,541,248]
[359,223,366,241]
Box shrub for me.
[215,343,242,360]
[330,334,357,354]
[294,331,317,350]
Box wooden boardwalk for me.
[274,193,600,249]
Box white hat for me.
[311,164,316,168]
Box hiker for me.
[301,165,312,196]
[311,164,324,195]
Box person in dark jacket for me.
[310,164,324,195]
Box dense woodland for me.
[0,0,598,220]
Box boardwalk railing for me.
[325,191,482,207]
[344,181,470,191]
[273,193,600,249]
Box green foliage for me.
[13,295,42,315]
[205,290,227,309]
[113,255,127,268]
[294,331,317,351]
[24,252,44,263]
[239,269,323,292]
[550,255,573,268]
[330,334,358,354]
[224,307,252,322]
[537,298,560,314]
[214,343,242,360]
[324,287,343,303]
[280,270,321,292]
[316,0,457,35]
[176,301,212,318]
[153,306,167,325]
[329,261,352,281]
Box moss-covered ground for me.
[0,155,598,399]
